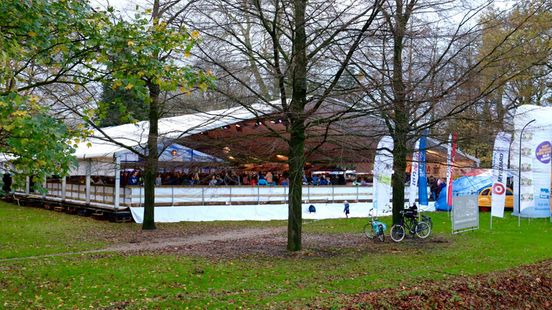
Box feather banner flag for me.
[373,136,394,214]
[446,133,457,209]
[491,132,512,218]
[418,130,429,208]
[409,139,420,206]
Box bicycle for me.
[363,208,387,242]
[420,214,433,230]
[390,206,431,242]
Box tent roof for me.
[118,143,223,163]
[426,137,480,166]
[73,103,275,160]
[66,98,479,165]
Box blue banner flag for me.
[418,130,429,208]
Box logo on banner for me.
[492,183,505,195]
[539,188,550,199]
[535,141,551,164]
[411,164,418,181]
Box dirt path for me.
[105,226,287,252]
[0,226,288,262]
[2,225,445,262]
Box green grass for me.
[0,202,283,259]
[0,203,120,258]
[1,201,551,308]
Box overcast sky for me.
[92,0,515,14]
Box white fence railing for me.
[125,185,372,205]
[33,182,430,208]
[45,182,123,205]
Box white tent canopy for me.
[73,103,275,160]
[119,143,222,163]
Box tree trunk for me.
[287,119,305,251]
[392,115,408,225]
[286,0,308,251]
[391,0,408,225]
[142,82,160,230]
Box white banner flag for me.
[409,140,420,205]
[491,132,512,218]
[373,136,394,214]
[512,105,552,218]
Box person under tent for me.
[258,174,268,186]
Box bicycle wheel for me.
[415,221,431,239]
[421,215,433,229]
[390,224,405,242]
[363,223,374,239]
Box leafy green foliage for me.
[94,9,214,106]
[0,94,77,191]
[0,1,108,187]
[88,6,215,229]
[97,82,149,127]
[1,0,106,93]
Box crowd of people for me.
[304,173,350,186]
[207,171,290,186]
[56,170,450,193]
[122,170,361,187]
[121,170,292,187]
[59,169,378,187]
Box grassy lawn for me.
[1,201,551,308]
[0,202,281,259]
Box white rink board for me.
[130,202,436,223]
[126,185,425,205]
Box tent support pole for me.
[518,119,535,227]
[61,176,66,202]
[25,176,30,194]
[42,177,46,199]
[114,155,121,210]
[171,186,174,206]
[85,159,91,205]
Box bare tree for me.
[347,0,549,224]
[187,0,383,250]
